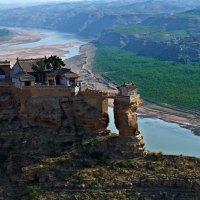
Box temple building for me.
[117,82,138,97]
[11,58,79,88]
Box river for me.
[1,27,200,158]
[108,107,200,158]
[0,27,86,60]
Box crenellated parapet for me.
[80,87,108,113]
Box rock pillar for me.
[113,86,144,156]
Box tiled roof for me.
[64,71,79,79]
[118,82,137,90]
[55,68,79,79]
[16,58,44,73]
[54,68,71,76]
[0,60,10,66]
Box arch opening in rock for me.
[107,105,119,134]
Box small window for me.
[48,80,55,85]
[69,80,75,86]
[25,81,31,86]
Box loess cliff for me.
[0,86,200,200]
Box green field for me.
[175,12,200,19]
[115,24,157,35]
[115,24,189,41]
[93,45,200,112]
[0,29,13,41]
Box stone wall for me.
[81,89,108,113]
[0,85,144,158]
[20,85,74,97]
[0,85,109,135]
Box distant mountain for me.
[0,1,199,37]
[0,2,47,10]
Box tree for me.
[44,55,65,72]
[32,59,46,83]
[32,56,65,83]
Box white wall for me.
[60,77,70,86]
[12,63,22,75]
[0,75,5,80]
[12,78,21,88]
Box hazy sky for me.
[1,0,80,4]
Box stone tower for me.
[113,83,144,156]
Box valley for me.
[0,1,200,199]
[0,2,199,114]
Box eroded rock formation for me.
[110,83,144,157]
[113,95,144,157]
[1,84,200,199]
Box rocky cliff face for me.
[0,89,110,199]
[113,96,144,157]
[1,89,200,199]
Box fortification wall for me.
[20,86,74,97]
[81,89,108,113]
[0,84,16,94]
[0,84,143,159]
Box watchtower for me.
[116,82,141,105]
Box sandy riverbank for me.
[0,28,44,47]
[138,106,200,135]
[0,42,80,64]
[65,43,117,92]
[0,27,81,64]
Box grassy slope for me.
[115,24,189,41]
[21,139,200,200]
[93,45,200,112]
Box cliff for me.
[0,87,107,199]
[0,85,200,199]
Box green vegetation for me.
[26,186,41,200]
[32,55,65,82]
[115,24,157,35]
[20,138,200,200]
[115,24,189,41]
[146,30,189,41]
[175,12,200,19]
[93,45,200,112]
[0,29,13,41]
